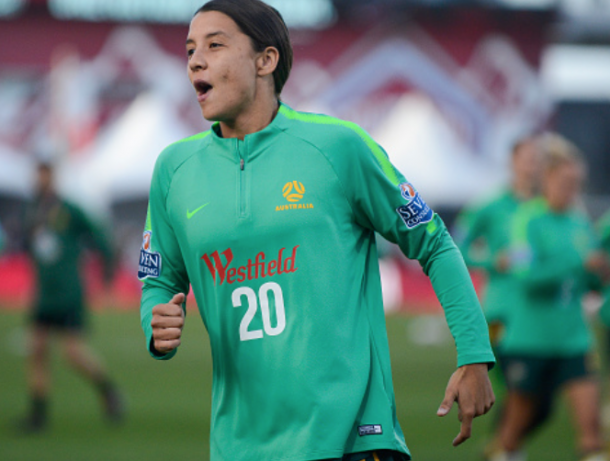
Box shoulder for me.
[463,189,510,219]
[56,197,84,217]
[513,198,548,236]
[279,106,378,153]
[597,210,610,235]
[279,105,366,141]
[515,198,547,222]
[154,130,213,178]
[278,105,397,180]
[569,207,594,228]
[57,199,94,228]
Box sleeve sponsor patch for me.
[138,230,162,280]
[396,182,434,229]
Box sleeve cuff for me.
[456,352,496,370]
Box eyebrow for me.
[186,31,229,45]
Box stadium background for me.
[1,0,609,460]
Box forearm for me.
[522,254,582,291]
[427,234,495,368]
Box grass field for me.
[0,310,588,461]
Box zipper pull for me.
[240,158,245,170]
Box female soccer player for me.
[20,163,123,432]
[493,134,608,461]
[455,137,540,335]
[454,138,542,458]
[139,1,495,460]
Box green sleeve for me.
[596,213,610,317]
[453,204,495,272]
[597,210,610,255]
[139,148,190,360]
[73,206,115,283]
[599,286,610,328]
[511,205,585,292]
[327,129,495,368]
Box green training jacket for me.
[24,194,113,314]
[139,104,494,461]
[454,190,523,325]
[502,198,599,356]
[597,210,610,326]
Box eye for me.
[210,42,223,49]
[186,48,195,58]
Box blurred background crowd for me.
[1,1,610,460]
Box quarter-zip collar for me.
[207,102,290,164]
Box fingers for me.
[153,324,183,353]
[170,292,186,305]
[151,313,184,329]
[152,293,186,319]
[441,363,496,446]
[151,293,186,353]
[154,338,181,353]
[152,321,183,352]
[484,390,496,414]
[437,387,456,417]
[453,411,473,446]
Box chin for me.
[200,108,214,122]
[200,105,219,122]
[201,103,243,125]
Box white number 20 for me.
[231,282,286,341]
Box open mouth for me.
[194,80,212,97]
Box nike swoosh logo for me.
[186,203,209,220]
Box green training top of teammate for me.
[139,104,495,461]
[24,186,113,319]
[454,190,522,325]
[502,197,600,356]
[597,209,610,326]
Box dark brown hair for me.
[196,0,293,96]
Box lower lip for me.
[197,89,211,103]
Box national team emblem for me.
[396,182,434,229]
[283,181,305,202]
[138,230,162,280]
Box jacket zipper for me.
[238,141,246,218]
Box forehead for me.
[188,10,242,38]
[514,141,539,159]
[551,161,584,179]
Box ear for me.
[256,46,279,78]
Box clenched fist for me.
[151,293,186,354]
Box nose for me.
[189,47,207,72]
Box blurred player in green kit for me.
[491,135,608,461]
[455,138,541,329]
[596,210,610,327]
[455,138,541,349]
[454,138,541,455]
[19,162,124,432]
[139,1,497,460]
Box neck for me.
[511,177,534,201]
[546,196,569,213]
[219,95,279,140]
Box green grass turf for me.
[0,310,582,461]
